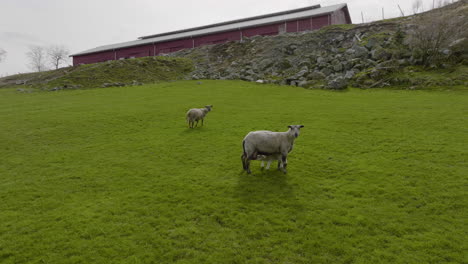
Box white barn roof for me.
[71,3,348,57]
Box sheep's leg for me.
[260,161,265,170]
[245,154,254,174]
[246,159,251,174]
[265,160,272,170]
[277,157,285,170]
[195,120,198,127]
[201,118,204,126]
[241,154,247,170]
[281,155,288,174]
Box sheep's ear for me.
[299,125,304,128]
[288,125,292,129]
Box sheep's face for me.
[288,125,304,138]
[205,105,213,112]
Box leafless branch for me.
[47,45,70,69]
[26,46,47,72]
[0,48,6,63]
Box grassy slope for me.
[0,81,466,263]
[388,65,468,90]
[0,56,193,89]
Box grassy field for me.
[0,81,466,263]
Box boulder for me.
[352,45,369,58]
[308,71,326,80]
[344,71,356,79]
[327,76,348,90]
[333,63,343,72]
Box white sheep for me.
[186,105,212,128]
[241,125,304,174]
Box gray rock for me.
[295,69,309,78]
[333,63,343,72]
[327,76,348,90]
[298,60,311,68]
[352,45,369,58]
[365,38,380,50]
[241,75,255,82]
[258,59,273,70]
[344,71,356,79]
[371,47,391,61]
[245,69,256,76]
[345,49,355,55]
[308,71,326,80]
[318,62,329,69]
[321,68,333,76]
[397,59,408,66]
[132,80,143,86]
[317,57,326,64]
[298,80,310,88]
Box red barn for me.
[71,3,352,65]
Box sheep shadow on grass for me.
[234,168,304,213]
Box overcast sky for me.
[0,0,446,76]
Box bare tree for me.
[47,45,70,69]
[408,7,467,66]
[0,48,6,62]
[435,0,452,8]
[26,46,47,72]
[412,0,423,14]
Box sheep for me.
[186,105,213,128]
[241,125,304,174]
[257,153,285,170]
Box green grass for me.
[0,81,467,263]
[388,65,468,90]
[317,24,357,33]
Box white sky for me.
[0,0,447,76]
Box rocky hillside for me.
[169,1,467,90]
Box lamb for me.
[257,153,285,170]
[241,125,304,174]
[186,105,213,128]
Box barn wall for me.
[312,15,330,30]
[242,23,282,37]
[116,44,153,59]
[343,6,352,24]
[73,50,115,65]
[156,39,193,54]
[194,30,241,47]
[286,21,298,33]
[331,10,347,25]
[298,18,312,31]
